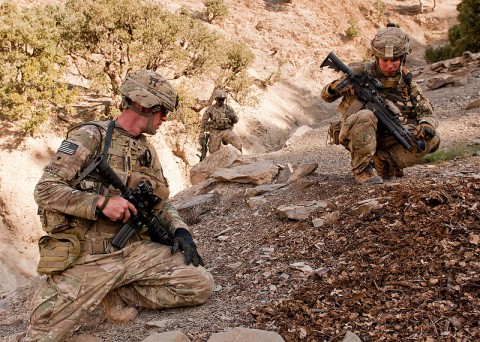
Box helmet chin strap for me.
[146,115,156,135]
[122,99,157,135]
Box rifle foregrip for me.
[149,217,174,246]
[112,222,137,249]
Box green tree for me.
[0,1,77,133]
[56,0,254,112]
[217,41,255,104]
[174,18,224,78]
[449,0,480,53]
[425,0,480,62]
[56,0,182,100]
[0,0,257,136]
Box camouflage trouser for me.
[25,241,214,342]
[208,129,242,153]
[339,109,440,175]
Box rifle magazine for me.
[112,221,137,249]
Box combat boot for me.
[355,165,383,184]
[373,156,403,180]
[101,289,138,324]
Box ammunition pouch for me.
[38,207,70,233]
[207,118,231,131]
[328,121,342,145]
[37,228,86,275]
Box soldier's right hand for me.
[198,136,206,145]
[97,196,137,223]
[331,79,355,97]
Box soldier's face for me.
[152,110,168,130]
[378,57,401,77]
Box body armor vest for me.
[71,121,170,240]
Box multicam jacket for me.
[199,103,238,134]
[321,61,438,129]
[35,120,187,243]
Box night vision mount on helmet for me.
[370,26,410,60]
[213,89,226,100]
[119,69,179,113]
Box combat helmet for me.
[214,89,226,100]
[119,69,179,112]
[370,26,410,60]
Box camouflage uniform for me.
[321,28,440,180]
[200,98,242,154]
[26,121,214,341]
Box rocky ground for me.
[1,60,479,341]
[1,157,479,342]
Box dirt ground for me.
[1,0,479,341]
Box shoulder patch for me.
[57,140,79,155]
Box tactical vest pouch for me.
[328,121,342,145]
[37,231,82,275]
[214,118,231,130]
[38,207,70,233]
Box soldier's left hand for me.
[171,228,204,267]
[415,123,436,140]
[331,79,355,97]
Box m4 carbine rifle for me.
[198,132,209,162]
[87,155,174,249]
[320,51,426,152]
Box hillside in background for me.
[1,0,480,341]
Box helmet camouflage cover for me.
[214,89,226,99]
[371,27,410,59]
[119,69,179,112]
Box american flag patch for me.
[57,140,78,155]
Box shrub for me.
[1,0,257,136]
[170,84,201,139]
[216,41,255,104]
[419,143,480,164]
[204,0,229,23]
[425,45,456,63]
[346,19,360,39]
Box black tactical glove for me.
[171,228,204,267]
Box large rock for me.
[278,201,328,220]
[190,146,242,185]
[427,75,456,90]
[211,160,279,185]
[207,327,284,342]
[342,331,362,342]
[172,193,219,224]
[283,125,313,147]
[245,183,288,198]
[142,331,190,342]
[465,98,480,110]
[287,163,318,183]
[350,198,382,216]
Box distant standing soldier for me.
[321,24,440,184]
[22,69,214,342]
[198,89,242,157]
